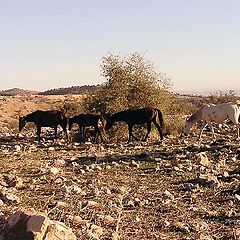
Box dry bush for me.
[60,95,86,117]
[84,53,172,114]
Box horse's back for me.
[202,102,240,123]
[32,110,66,127]
[205,102,238,112]
[115,107,158,124]
[72,113,101,126]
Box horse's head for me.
[104,115,114,130]
[68,117,74,131]
[182,117,191,136]
[18,116,26,132]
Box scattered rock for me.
[50,167,60,175]
[54,159,66,166]
[98,215,116,226]
[56,201,68,208]
[88,224,104,239]
[71,216,88,226]
[14,145,21,152]
[0,188,20,204]
[86,200,101,209]
[196,152,210,167]
[130,160,140,168]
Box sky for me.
[0,0,240,94]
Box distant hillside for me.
[38,85,100,95]
[0,88,39,96]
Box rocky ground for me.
[0,96,240,239]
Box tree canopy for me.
[84,52,173,114]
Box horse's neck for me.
[25,113,35,122]
[72,116,79,124]
[189,108,202,126]
[111,112,125,122]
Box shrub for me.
[60,95,86,117]
[205,90,238,104]
[83,52,173,114]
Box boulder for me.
[0,210,76,240]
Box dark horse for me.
[19,110,68,140]
[68,114,106,143]
[105,107,164,142]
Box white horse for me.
[183,102,240,140]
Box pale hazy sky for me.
[1,0,240,93]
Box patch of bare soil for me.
[0,96,240,239]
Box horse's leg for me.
[236,124,240,139]
[79,125,84,142]
[228,112,240,139]
[54,126,57,139]
[128,125,141,142]
[93,127,98,143]
[142,122,152,141]
[36,126,41,141]
[153,119,163,140]
[237,110,240,139]
[207,121,216,140]
[232,122,240,140]
[127,125,132,143]
[65,128,68,141]
[96,127,104,143]
[100,126,107,142]
[60,123,68,141]
[127,125,134,143]
[199,123,208,140]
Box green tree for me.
[83,52,173,114]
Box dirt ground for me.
[0,95,240,240]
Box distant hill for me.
[0,85,100,96]
[0,88,39,96]
[38,85,100,95]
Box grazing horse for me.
[183,102,240,140]
[19,110,68,140]
[68,114,106,143]
[105,107,164,143]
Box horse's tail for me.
[58,111,68,127]
[155,108,164,129]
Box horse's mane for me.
[24,111,36,121]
